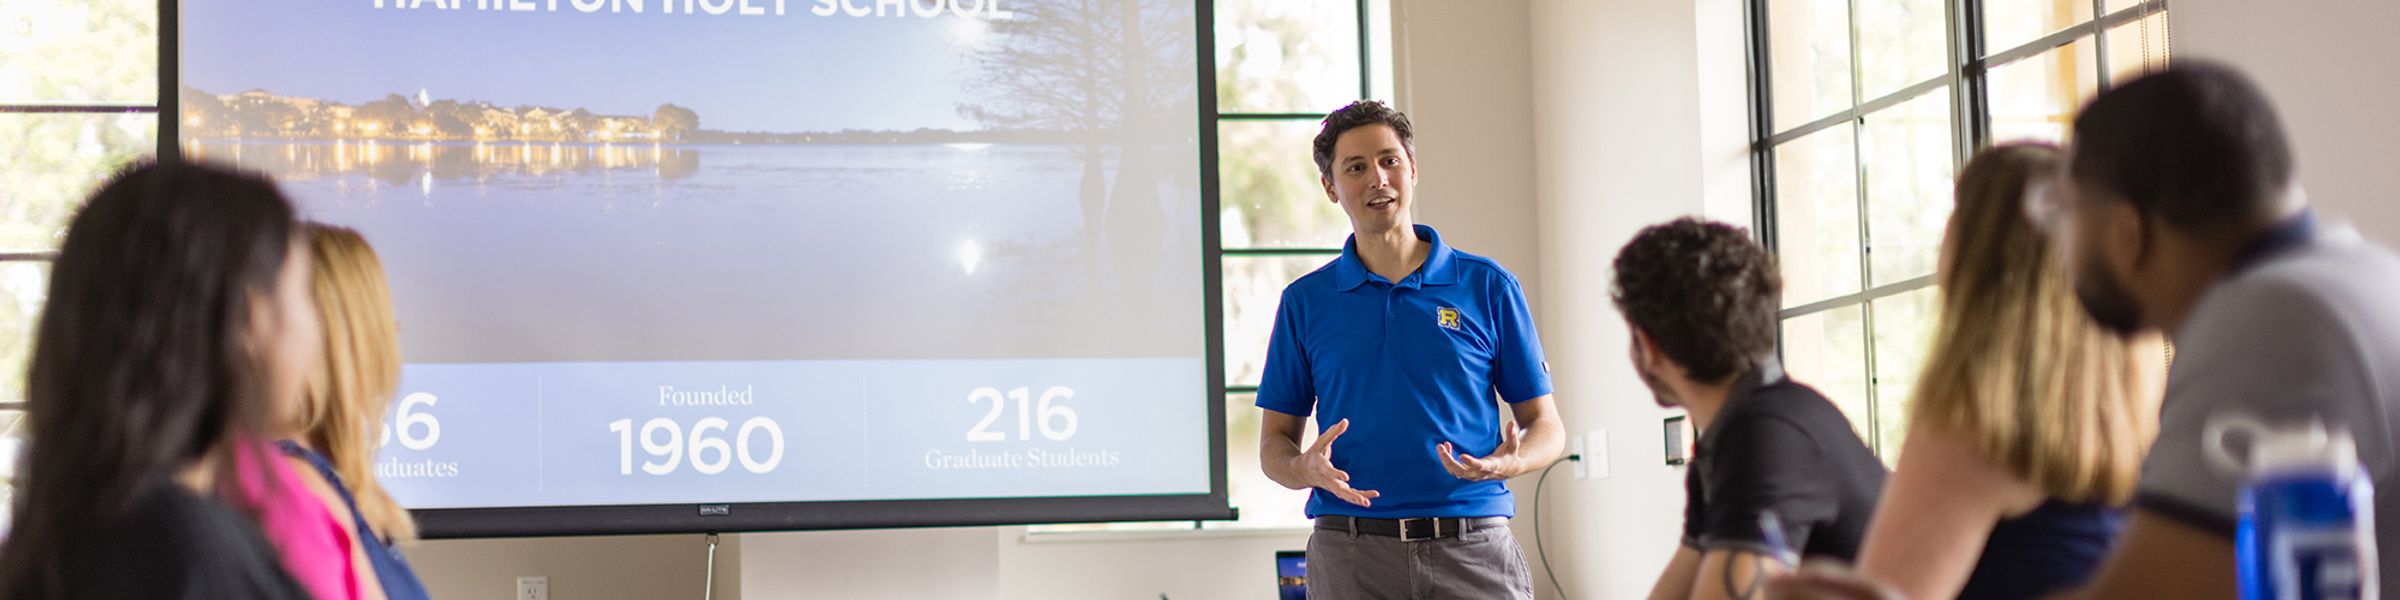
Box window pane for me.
[1215,0,1362,114]
[0,409,19,537]
[1220,120,1349,249]
[1860,88,1953,287]
[1204,392,1314,529]
[1775,124,1862,309]
[1987,38,2099,145]
[1782,306,1871,443]
[2106,0,2147,14]
[0,263,46,406]
[1854,0,1946,102]
[1983,0,2094,57]
[2105,12,2172,84]
[1766,0,1855,131]
[1225,255,1337,388]
[1868,285,1937,465]
[0,0,158,104]
[0,113,157,252]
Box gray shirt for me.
[2138,221,2400,583]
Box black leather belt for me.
[1314,516,1508,542]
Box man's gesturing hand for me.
[1289,419,1380,507]
[1438,421,1526,481]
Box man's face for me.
[1321,124,1416,234]
[2033,170,2148,335]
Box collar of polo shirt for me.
[1332,224,1460,291]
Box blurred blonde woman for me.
[277,223,431,600]
[1845,143,2167,600]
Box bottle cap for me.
[2250,421,2361,477]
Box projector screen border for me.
[166,0,1238,537]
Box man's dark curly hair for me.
[1610,217,1781,382]
[1313,100,1414,179]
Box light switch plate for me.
[1581,430,1609,480]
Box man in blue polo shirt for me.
[1255,100,1566,600]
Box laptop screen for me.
[1275,551,1306,600]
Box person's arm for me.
[1438,394,1565,480]
[1687,548,1789,600]
[1251,282,1380,505]
[1260,411,1379,506]
[2050,511,2235,600]
[1679,413,1840,599]
[1440,271,1566,480]
[1650,546,1704,600]
[1851,423,2041,600]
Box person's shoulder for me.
[2194,240,2400,344]
[71,483,307,599]
[82,485,235,580]
[1279,256,1349,295]
[1443,247,1525,287]
[108,483,223,543]
[1723,380,1855,442]
[1747,379,1842,417]
[2240,239,2400,300]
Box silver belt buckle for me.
[1398,517,1440,542]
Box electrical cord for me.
[1534,454,1578,600]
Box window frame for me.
[1745,0,2168,455]
[0,0,178,414]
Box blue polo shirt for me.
[1255,224,1553,519]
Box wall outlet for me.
[517,576,548,600]
[1569,434,1588,480]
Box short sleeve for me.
[1695,415,1837,555]
[2135,276,2393,537]
[1490,274,1554,403]
[1253,286,1316,417]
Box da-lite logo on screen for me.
[1436,307,1464,331]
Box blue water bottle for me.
[2211,418,2380,600]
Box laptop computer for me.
[1275,550,1306,600]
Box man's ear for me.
[1629,327,1658,367]
[2100,201,2152,273]
[1322,174,1338,204]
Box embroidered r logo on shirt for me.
[1436,307,1464,331]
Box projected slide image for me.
[182,0,1202,363]
[181,0,1214,510]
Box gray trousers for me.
[1304,522,1535,600]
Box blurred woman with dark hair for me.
[0,161,320,599]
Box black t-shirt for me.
[1681,361,1888,562]
[21,480,310,600]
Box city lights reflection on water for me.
[181,139,702,190]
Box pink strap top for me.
[230,438,362,600]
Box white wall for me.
[2167,0,2400,245]
[1523,0,1754,598]
[735,527,1317,599]
[1396,0,1542,278]
[1524,0,1701,596]
[405,533,740,600]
